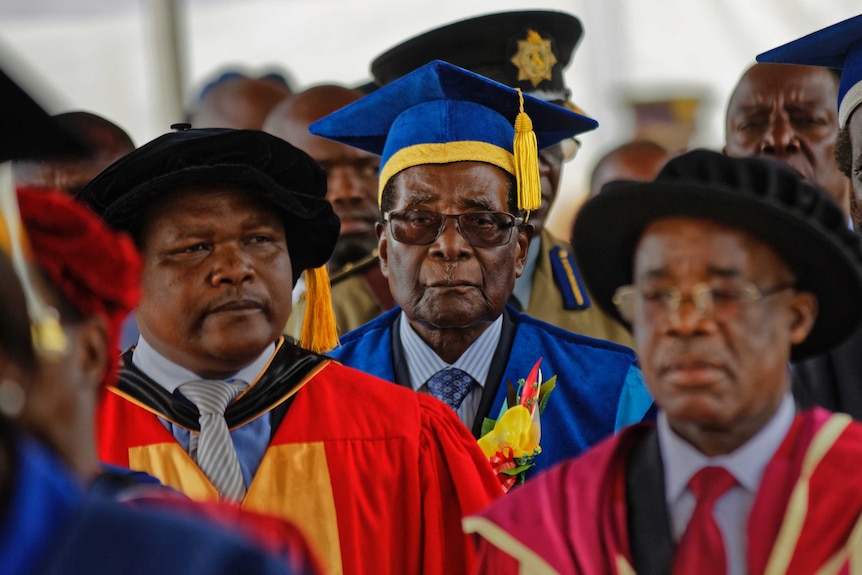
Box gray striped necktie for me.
[179,379,247,502]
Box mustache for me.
[656,340,728,371]
[204,291,269,314]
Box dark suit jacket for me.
[792,323,862,420]
[626,428,675,575]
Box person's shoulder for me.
[510,307,637,359]
[540,228,571,251]
[47,497,303,575]
[535,229,597,313]
[334,306,400,346]
[314,360,419,408]
[306,361,449,445]
[810,408,862,454]
[329,252,380,287]
[89,464,177,500]
[468,423,648,525]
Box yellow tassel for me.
[513,88,541,213]
[300,265,339,354]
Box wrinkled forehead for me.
[391,162,513,206]
[633,217,791,282]
[729,64,839,111]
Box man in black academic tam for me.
[75,124,503,574]
[364,11,634,347]
[467,148,862,573]
[0,62,323,575]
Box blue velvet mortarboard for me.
[757,14,862,128]
[308,60,597,204]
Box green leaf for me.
[538,376,557,414]
[480,417,497,437]
[499,464,534,476]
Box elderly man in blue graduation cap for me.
[346,12,634,348]
[757,15,862,420]
[312,60,653,482]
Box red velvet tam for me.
[17,187,141,387]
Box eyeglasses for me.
[539,138,581,166]
[611,281,797,323]
[383,209,523,248]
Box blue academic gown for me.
[0,428,300,575]
[329,306,654,475]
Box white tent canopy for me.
[2,0,859,237]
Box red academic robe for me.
[465,408,862,574]
[98,340,503,575]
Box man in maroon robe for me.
[465,149,862,574]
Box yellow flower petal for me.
[478,405,541,458]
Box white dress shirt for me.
[658,393,795,575]
[131,336,277,485]
[399,311,502,430]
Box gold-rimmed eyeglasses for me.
[539,138,581,166]
[611,281,797,323]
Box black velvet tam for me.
[572,149,862,360]
[76,128,339,281]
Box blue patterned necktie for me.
[179,379,247,502]
[426,367,475,411]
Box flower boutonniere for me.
[477,357,556,492]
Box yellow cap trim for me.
[378,142,515,205]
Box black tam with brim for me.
[76,128,339,283]
[572,149,862,360]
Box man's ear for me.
[76,316,109,392]
[789,291,818,346]
[377,221,389,279]
[514,223,534,277]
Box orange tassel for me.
[300,265,339,354]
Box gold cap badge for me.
[510,30,558,88]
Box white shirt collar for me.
[658,392,796,503]
[131,335,276,392]
[399,311,501,390]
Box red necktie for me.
[672,466,737,575]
